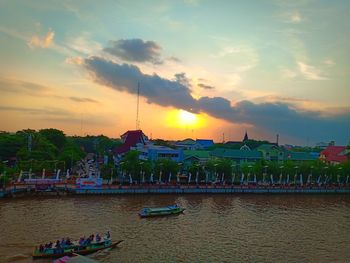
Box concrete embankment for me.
[1,184,350,197]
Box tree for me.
[59,139,85,170]
[120,150,140,182]
[39,128,66,150]
[0,132,25,161]
[154,158,179,182]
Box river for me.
[0,194,349,263]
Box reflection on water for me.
[0,195,349,263]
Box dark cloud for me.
[83,56,350,144]
[174,73,191,88]
[69,96,99,103]
[103,39,162,64]
[84,56,198,111]
[198,83,215,90]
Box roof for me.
[320,146,349,163]
[224,141,242,145]
[243,131,249,141]
[196,139,214,147]
[255,144,280,151]
[177,138,196,145]
[211,148,262,159]
[184,150,210,159]
[285,151,318,161]
[113,130,147,155]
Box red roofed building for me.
[319,146,349,165]
[113,130,148,156]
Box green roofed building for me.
[184,150,210,163]
[284,151,319,161]
[255,144,284,162]
[211,148,262,164]
[183,150,210,170]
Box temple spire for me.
[243,131,249,142]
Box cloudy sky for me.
[0,0,349,145]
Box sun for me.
[179,110,197,126]
[166,109,205,129]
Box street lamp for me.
[263,165,268,184]
[324,166,329,185]
[118,161,124,184]
[195,163,200,184]
[158,163,163,183]
[139,162,144,184]
[214,163,218,183]
[337,167,342,185]
[231,164,236,185]
[177,163,182,184]
[279,165,284,184]
[308,166,314,185]
[294,166,298,185]
[247,165,252,184]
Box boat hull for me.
[32,240,123,259]
[139,207,185,218]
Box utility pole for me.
[136,82,140,130]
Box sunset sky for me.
[1,0,349,145]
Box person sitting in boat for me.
[55,240,61,248]
[104,231,111,240]
[65,238,72,246]
[79,237,85,246]
[39,244,44,252]
[84,236,91,245]
[61,238,66,247]
[96,234,101,242]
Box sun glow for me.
[179,110,197,125]
[166,109,205,128]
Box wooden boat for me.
[32,239,123,259]
[139,204,185,218]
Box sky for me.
[0,0,349,145]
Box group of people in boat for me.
[37,231,111,253]
[78,231,110,245]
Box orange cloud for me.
[28,29,55,48]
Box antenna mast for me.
[136,82,140,130]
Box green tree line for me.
[0,128,121,177]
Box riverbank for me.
[1,183,350,197]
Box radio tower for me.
[136,82,140,130]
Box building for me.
[211,148,262,164]
[175,138,202,150]
[284,151,319,162]
[255,144,284,162]
[112,130,148,161]
[196,139,214,149]
[183,150,210,164]
[319,146,349,165]
[136,143,184,163]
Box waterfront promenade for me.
[1,182,350,197]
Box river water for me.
[0,194,349,263]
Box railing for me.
[1,182,350,197]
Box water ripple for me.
[0,195,349,262]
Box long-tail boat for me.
[32,239,123,259]
[139,204,185,218]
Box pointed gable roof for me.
[113,130,148,155]
[243,131,249,142]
